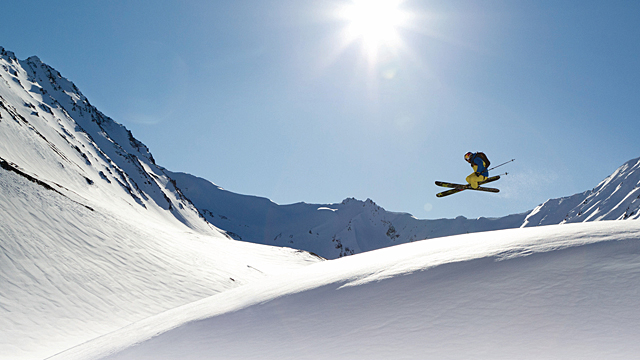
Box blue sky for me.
[2,0,640,220]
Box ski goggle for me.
[464,152,472,161]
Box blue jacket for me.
[470,153,489,177]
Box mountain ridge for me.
[4,45,639,261]
[1,46,214,233]
[0,45,322,360]
[171,155,640,259]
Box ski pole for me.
[488,159,515,171]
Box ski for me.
[435,175,501,198]
[436,185,499,198]
[435,175,500,189]
[436,188,464,197]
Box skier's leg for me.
[466,173,478,188]
[466,173,487,189]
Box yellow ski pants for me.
[466,163,487,189]
[466,173,487,189]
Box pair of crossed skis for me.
[435,175,500,198]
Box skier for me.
[464,152,489,189]
[435,153,510,197]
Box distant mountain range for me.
[2,44,639,262]
[170,154,640,259]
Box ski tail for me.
[436,188,464,197]
[479,175,500,185]
[435,181,465,189]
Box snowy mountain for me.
[0,46,212,232]
[4,45,638,263]
[0,47,321,360]
[171,155,640,259]
[170,170,528,259]
[522,156,640,225]
[3,45,640,359]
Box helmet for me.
[464,152,473,162]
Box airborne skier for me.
[464,151,490,189]
[434,151,505,198]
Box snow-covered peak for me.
[0,47,211,233]
[571,156,640,221]
[0,46,18,62]
[1,46,324,360]
[523,156,640,226]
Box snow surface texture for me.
[53,220,640,360]
[0,47,321,360]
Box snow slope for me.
[52,220,640,360]
[0,169,320,360]
[0,47,321,360]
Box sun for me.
[339,0,409,61]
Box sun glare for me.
[339,0,409,61]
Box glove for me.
[474,172,480,177]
